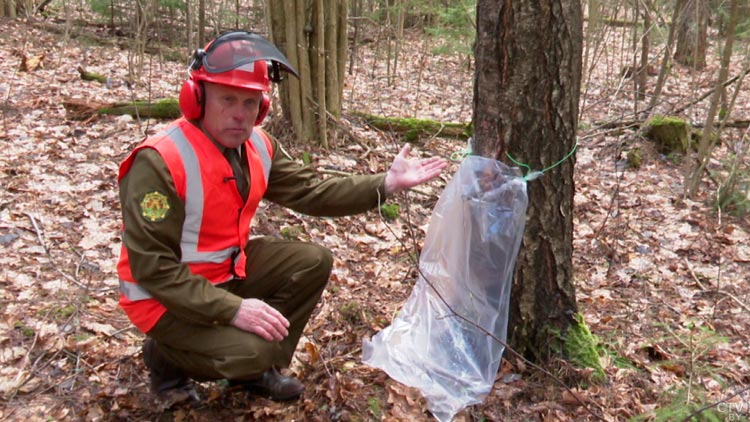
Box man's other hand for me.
[231,298,290,342]
[384,144,448,195]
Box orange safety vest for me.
[116,118,273,333]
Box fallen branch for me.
[595,119,750,130]
[673,72,748,115]
[76,66,112,85]
[62,98,180,120]
[683,257,750,313]
[352,112,471,141]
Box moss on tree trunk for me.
[562,313,606,383]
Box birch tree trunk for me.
[472,0,582,361]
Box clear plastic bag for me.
[362,156,529,421]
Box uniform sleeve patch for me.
[139,191,170,222]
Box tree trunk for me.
[315,0,328,147]
[349,0,361,75]
[267,0,348,146]
[686,0,739,197]
[2,0,17,17]
[636,2,651,102]
[472,0,581,362]
[674,0,708,70]
[646,0,680,117]
[198,0,205,47]
[186,0,192,54]
[128,0,153,84]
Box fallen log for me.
[62,98,180,120]
[351,112,471,141]
[76,66,107,84]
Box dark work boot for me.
[142,338,200,406]
[229,367,305,401]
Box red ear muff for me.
[255,93,270,126]
[179,78,204,120]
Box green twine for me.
[450,138,578,182]
[450,148,472,162]
[450,137,474,162]
[505,141,579,181]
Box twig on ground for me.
[681,384,750,422]
[683,257,750,313]
[24,212,89,290]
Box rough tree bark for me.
[472,0,581,362]
[267,0,348,146]
[1,0,17,17]
[674,0,708,70]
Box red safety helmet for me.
[179,31,299,124]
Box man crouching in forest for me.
[116,30,447,404]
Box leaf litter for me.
[1,15,749,422]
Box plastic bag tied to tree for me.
[363,156,529,422]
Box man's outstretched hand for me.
[384,144,448,195]
[232,298,289,342]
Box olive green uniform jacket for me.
[119,125,387,330]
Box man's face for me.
[200,82,262,149]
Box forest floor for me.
[1,15,750,422]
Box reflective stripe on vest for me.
[168,127,238,263]
[119,127,273,302]
[120,279,153,301]
[169,127,271,264]
[250,131,272,182]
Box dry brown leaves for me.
[1,10,750,422]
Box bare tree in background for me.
[685,0,740,197]
[1,0,17,17]
[267,0,348,147]
[674,0,708,70]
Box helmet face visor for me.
[200,32,299,79]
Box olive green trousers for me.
[146,236,332,381]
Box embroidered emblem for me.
[140,191,170,222]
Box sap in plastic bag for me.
[362,155,529,422]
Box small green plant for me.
[302,151,312,166]
[379,203,400,220]
[715,186,750,218]
[633,322,731,422]
[55,304,77,318]
[14,321,34,337]
[280,226,303,240]
[666,152,683,165]
[367,397,382,419]
[626,147,643,169]
[339,301,360,323]
[632,385,723,422]
[73,333,92,342]
[714,157,750,218]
